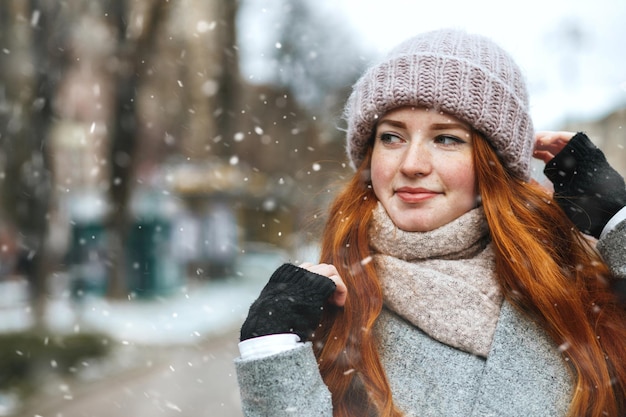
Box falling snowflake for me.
[196,20,216,33]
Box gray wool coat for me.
[235,220,626,417]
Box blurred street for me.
[21,330,244,417]
[5,245,309,417]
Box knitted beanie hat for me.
[344,29,534,180]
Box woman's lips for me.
[395,187,440,203]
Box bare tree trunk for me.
[104,0,171,298]
[214,0,241,155]
[0,0,58,325]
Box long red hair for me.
[312,132,626,417]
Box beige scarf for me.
[369,203,503,357]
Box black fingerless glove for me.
[240,263,337,342]
[544,132,626,238]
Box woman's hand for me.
[533,131,626,238]
[298,262,348,307]
[240,263,344,342]
[533,131,576,163]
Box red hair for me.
[312,133,626,417]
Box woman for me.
[235,29,626,417]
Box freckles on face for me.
[370,107,477,232]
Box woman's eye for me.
[435,135,464,145]
[379,133,402,144]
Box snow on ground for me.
[0,247,303,416]
[0,246,294,346]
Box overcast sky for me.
[239,0,626,130]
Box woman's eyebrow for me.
[377,119,406,129]
[431,122,470,131]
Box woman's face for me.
[371,107,477,232]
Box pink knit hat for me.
[344,29,534,180]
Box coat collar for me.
[471,301,573,416]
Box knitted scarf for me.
[369,203,503,357]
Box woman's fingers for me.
[299,262,348,307]
[533,131,575,163]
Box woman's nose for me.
[400,141,432,177]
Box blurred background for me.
[0,0,624,416]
